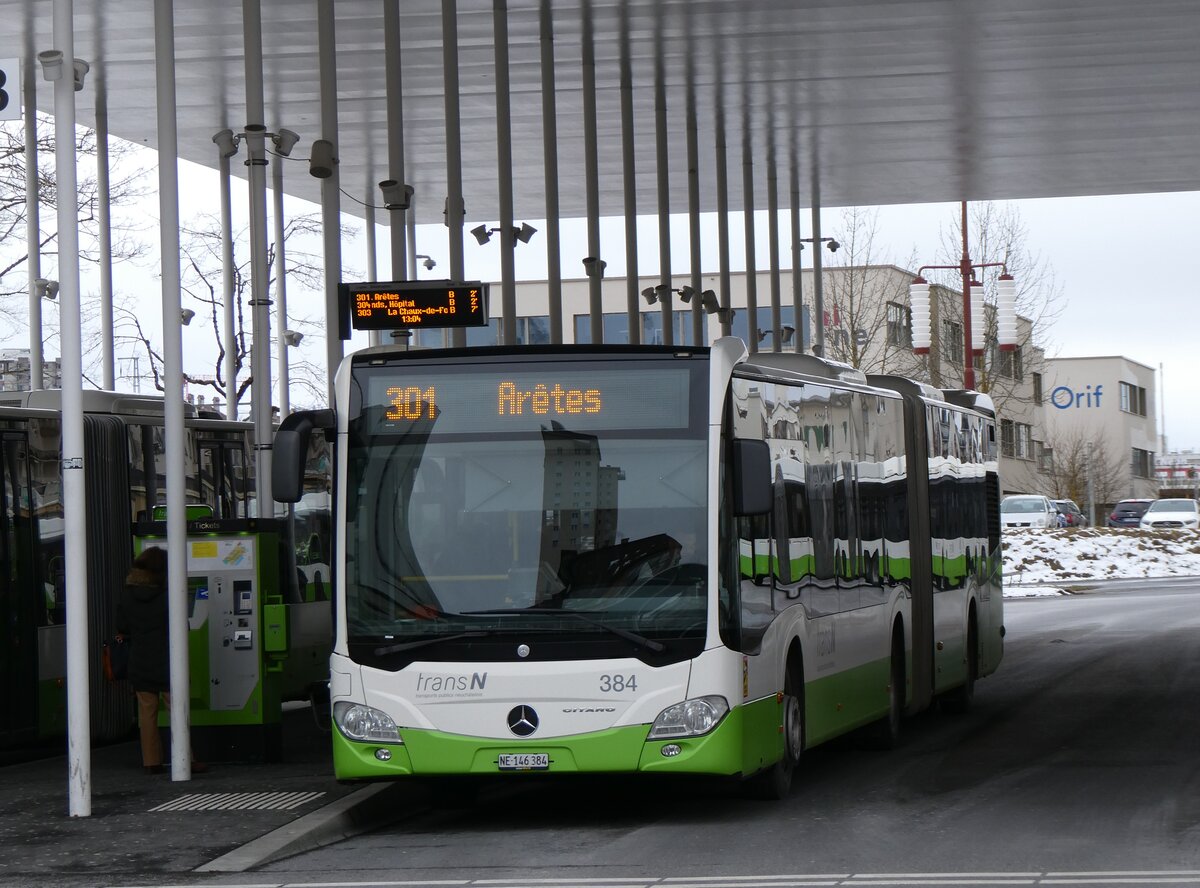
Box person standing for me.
[115,546,206,774]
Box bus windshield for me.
[344,355,709,662]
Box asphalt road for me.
[141,582,1200,887]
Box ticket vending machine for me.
[135,514,289,762]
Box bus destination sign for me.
[339,280,488,336]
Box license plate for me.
[497,753,550,771]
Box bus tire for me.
[864,625,904,750]
[941,609,977,714]
[749,651,804,800]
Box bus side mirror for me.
[732,438,771,516]
[273,409,335,503]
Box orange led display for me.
[339,280,488,333]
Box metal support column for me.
[243,0,273,508]
[714,77,732,338]
[653,12,672,346]
[766,137,782,353]
[365,198,381,347]
[581,0,603,342]
[442,0,466,347]
[23,53,42,390]
[318,0,344,391]
[741,96,758,354]
[95,78,115,389]
[789,140,804,354]
[494,0,516,345]
[539,0,563,344]
[52,0,91,816]
[384,0,408,314]
[618,0,638,345]
[685,54,702,346]
[154,0,192,782]
[217,153,237,419]
[272,154,290,416]
[810,178,825,358]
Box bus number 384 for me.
[600,674,637,693]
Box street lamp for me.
[909,202,1017,390]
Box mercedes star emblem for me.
[507,705,539,737]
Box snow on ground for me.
[1002,527,1200,597]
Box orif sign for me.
[1050,384,1103,410]
[0,58,20,121]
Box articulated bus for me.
[273,338,1002,796]
[0,390,331,752]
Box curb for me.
[195,782,403,873]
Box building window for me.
[1000,419,1015,458]
[1131,448,1154,479]
[943,320,963,364]
[886,301,911,347]
[996,345,1024,381]
[1032,372,1043,405]
[1037,441,1054,473]
[1119,381,1147,417]
[1015,422,1033,460]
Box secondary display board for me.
[339,280,488,337]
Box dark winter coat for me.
[115,567,171,694]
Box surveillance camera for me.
[827,239,840,253]
[273,128,300,157]
[309,139,336,179]
[422,257,436,271]
[180,308,196,326]
[72,59,89,92]
[38,50,64,81]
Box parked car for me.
[1052,499,1088,527]
[1107,498,1153,528]
[1000,494,1058,529]
[1139,498,1200,530]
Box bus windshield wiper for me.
[462,607,666,653]
[373,630,492,657]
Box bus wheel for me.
[942,613,977,714]
[865,629,904,750]
[750,657,803,800]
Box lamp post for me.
[909,201,1016,390]
[798,236,839,357]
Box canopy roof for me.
[6,0,1199,223]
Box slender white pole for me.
[24,54,43,390]
[272,153,289,416]
[442,0,466,348]
[365,197,381,347]
[653,13,671,346]
[789,138,804,354]
[618,0,638,345]
[95,79,115,389]
[811,176,826,358]
[767,139,782,353]
[493,0,516,345]
[154,0,191,782]
[318,0,344,394]
[581,0,602,342]
[243,0,273,508]
[741,92,758,355]
[538,0,563,344]
[685,52,702,346]
[714,75,732,338]
[54,0,91,817]
[384,0,408,299]
[218,153,237,419]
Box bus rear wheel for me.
[941,614,978,714]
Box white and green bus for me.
[273,338,1003,796]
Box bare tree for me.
[1043,424,1127,513]
[819,206,928,378]
[0,116,148,338]
[113,212,335,413]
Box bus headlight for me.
[648,696,729,739]
[334,701,402,743]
